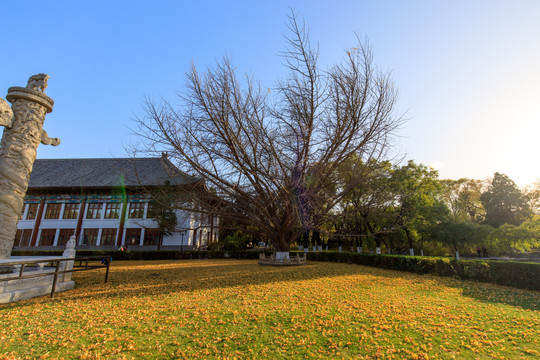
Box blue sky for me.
[1,1,539,186]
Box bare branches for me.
[133,11,402,251]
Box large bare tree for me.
[135,13,401,258]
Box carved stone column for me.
[0,74,59,260]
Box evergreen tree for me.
[480,173,532,228]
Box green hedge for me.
[305,251,540,291]
[458,260,540,290]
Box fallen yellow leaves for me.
[0,259,539,359]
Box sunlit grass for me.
[1,260,539,359]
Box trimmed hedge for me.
[13,249,539,291]
[305,251,540,291]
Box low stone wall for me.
[0,257,75,303]
[0,236,77,303]
[259,252,307,266]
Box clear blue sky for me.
[1,1,539,186]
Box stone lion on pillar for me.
[26,73,49,92]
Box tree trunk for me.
[302,230,310,251]
[403,227,414,256]
[313,231,322,252]
[374,234,382,255]
[273,232,290,252]
[355,235,363,253]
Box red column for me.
[117,199,127,247]
[75,197,86,241]
[30,198,45,246]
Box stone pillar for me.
[0,74,59,259]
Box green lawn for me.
[1,260,539,359]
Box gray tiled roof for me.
[28,157,200,189]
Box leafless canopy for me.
[135,12,402,251]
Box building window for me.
[144,229,162,245]
[82,228,99,245]
[128,202,145,218]
[86,203,103,219]
[63,203,80,219]
[17,229,33,246]
[14,229,32,246]
[125,228,141,245]
[44,203,62,219]
[58,229,75,246]
[104,203,121,219]
[14,230,22,246]
[39,229,57,246]
[100,228,117,245]
[26,203,39,220]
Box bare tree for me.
[134,12,401,258]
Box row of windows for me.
[14,228,162,247]
[23,202,150,221]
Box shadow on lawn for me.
[8,259,539,312]
[59,259,397,300]
[442,278,540,312]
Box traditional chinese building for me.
[13,155,217,250]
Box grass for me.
[1,260,539,359]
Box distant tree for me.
[439,178,486,223]
[488,218,540,254]
[480,173,532,228]
[336,158,395,253]
[431,221,493,258]
[215,232,252,251]
[525,180,540,215]
[135,12,401,257]
[334,160,455,255]
[390,161,449,256]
